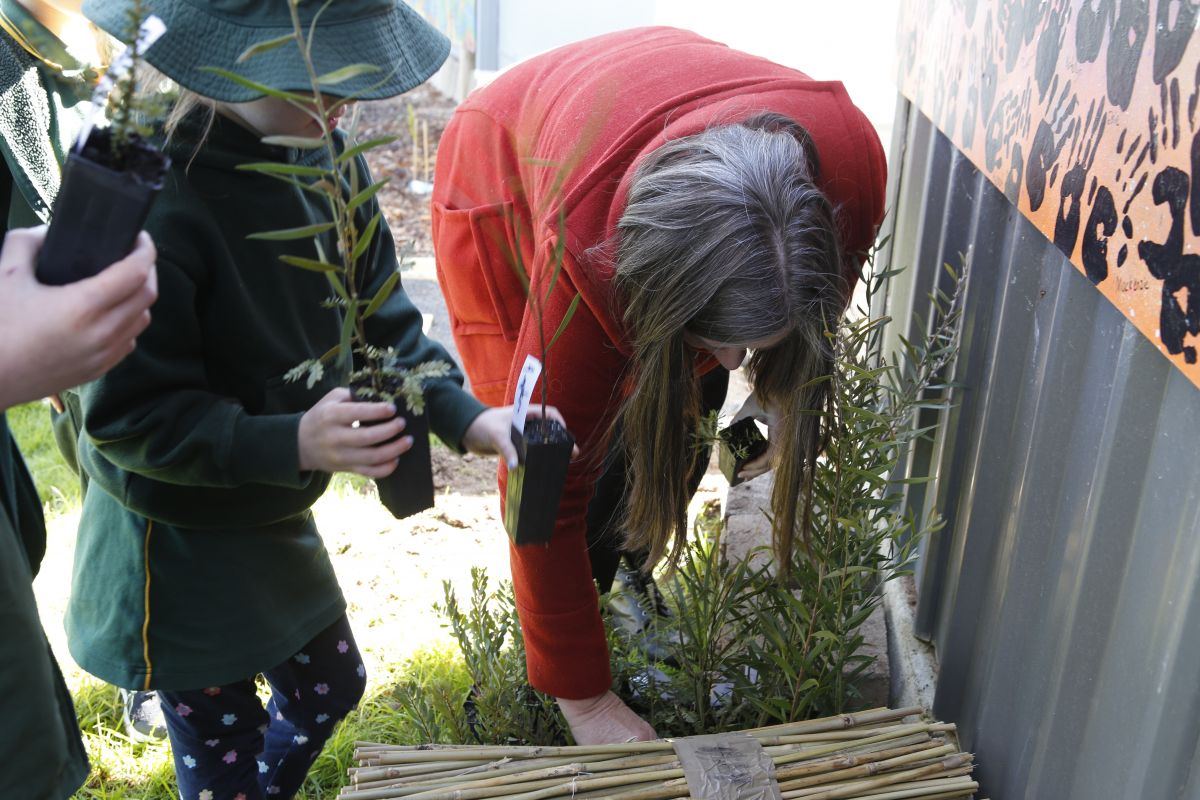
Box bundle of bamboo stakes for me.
[340,707,982,800]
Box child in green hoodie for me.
[70,2,547,797]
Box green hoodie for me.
[67,112,485,690]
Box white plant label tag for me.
[77,15,168,152]
[510,354,543,435]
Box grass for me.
[7,401,80,509]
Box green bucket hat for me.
[82,0,450,103]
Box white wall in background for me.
[494,0,652,70]
[486,0,900,156]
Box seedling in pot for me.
[504,355,575,545]
[347,355,450,519]
[502,207,581,546]
[694,409,769,487]
[718,417,769,487]
[225,5,439,520]
[37,2,170,286]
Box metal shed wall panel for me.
[881,100,1200,800]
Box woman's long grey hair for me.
[612,112,848,568]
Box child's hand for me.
[298,388,411,477]
[461,405,575,470]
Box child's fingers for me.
[345,459,399,479]
[343,433,414,475]
[362,433,414,463]
[345,415,406,447]
[335,400,398,425]
[311,389,396,425]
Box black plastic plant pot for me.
[375,409,435,520]
[505,418,574,546]
[36,128,169,286]
[351,383,435,520]
[719,417,769,487]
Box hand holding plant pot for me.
[723,392,775,485]
[36,4,170,286]
[346,356,450,520]
[504,356,576,545]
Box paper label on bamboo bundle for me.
[673,733,781,800]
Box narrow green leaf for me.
[346,179,388,213]
[335,135,400,165]
[257,174,325,197]
[247,222,335,241]
[545,292,582,353]
[260,134,326,149]
[278,255,342,273]
[199,67,310,102]
[337,307,355,371]
[325,272,349,302]
[236,33,297,63]
[237,161,328,177]
[351,212,381,262]
[363,270,399,319]
[317,63,380,86]
[891,475,935,486]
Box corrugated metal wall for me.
[880,99,1200,800]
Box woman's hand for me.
[0,227,158,411]
[557,691,657,744]
[298,388,411,476]
[461,404,575,469]
[732,391,777,481]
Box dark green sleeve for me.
[356,157,487,451]
[79,252,307,490]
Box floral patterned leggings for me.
[157,614,366,800]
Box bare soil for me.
[354,82,460,258]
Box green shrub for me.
[392,260,966,743]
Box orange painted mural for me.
[898,0,1200,387]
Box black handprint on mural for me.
[1036,0,1071,101]
[1192,126,1200,236]
[1106,0,1149,110]
[1027,79,1079,211]
[1082,185,1117,283]
[1075,0,1114,64]
[1137,165,1200,363]
[1153,0,1199,85]
[1054,97,1108,257]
